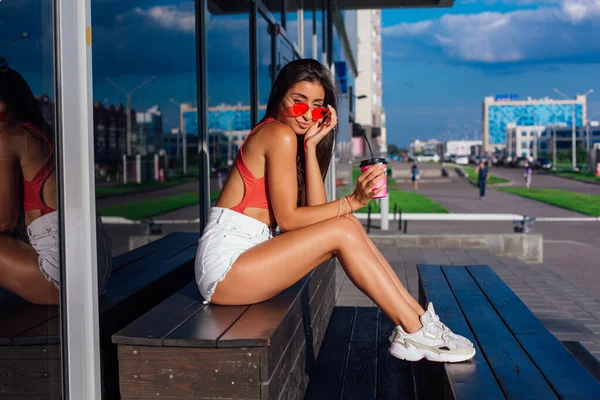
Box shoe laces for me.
[424,321,451,342]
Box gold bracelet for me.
[345,196,355,213]
[343,196,349,219]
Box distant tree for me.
[388,144,400,155]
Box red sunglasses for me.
[286,97,330,121]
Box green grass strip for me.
[461,166,510,185]
[497,188,600,216]
[555,171,600,184]
[96,177,197,198]
[99,191,220,220]
[338,187,448,214]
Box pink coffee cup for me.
[360,158,388,198]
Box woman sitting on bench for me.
[0,66,111,305]
[196,59,475,363]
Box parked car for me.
[534,157,553,170]
[455,155,469,165]
[417,153,441,163]
[512,157,529,168]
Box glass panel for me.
[258,14,274,117]
[0,0,64,397]
[92,0,200,256]
[285,0,299,45]
[207,1,251,202]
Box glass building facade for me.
[482,95,587,150]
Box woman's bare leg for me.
[0,235,59,305]
[211,217,423,333]
[347,215,425,315]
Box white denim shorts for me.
[195,207,274,303]
[27,211,112,295]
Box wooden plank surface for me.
[340,307,379,400]
[310,273,336,361]
[377,310,416,400]
[0,306,59,345]
[418,264,505,400]
[562,341,600,383]
[111,282,207,346]
[112,232,197,273]
[117,345,260,399]
[100,247,196,318]
[304,307,355,400]
[261,314,306,400]
[162,304,249,348]
[443,266,557,400]
[468,265,600,399]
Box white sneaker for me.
[388,303,474,348]
[422,303,474,348]
[388,324,476,363]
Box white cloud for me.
[383,0,600,65]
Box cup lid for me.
[360,158,387,167]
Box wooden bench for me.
[418,264,600,400]
[0,231,199,399]
[112,258,337,399]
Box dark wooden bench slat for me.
[162,304,250,348]
[100,246,196,313]
[106,235,198,291]
[340,307,379,400]
[13,316,60,346]
[468,265,600,399]
[418,264,506,400]
[377,309,416,400]
[443,266,558,400]
[111,282,207,346]
[562,341,600,383]
[259,260,336,399]
[0,306,59,345]
[304,307,355,400]
[111,232,196,273]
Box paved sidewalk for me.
[334,247,600,361]
[97,180,201,209]
[418,179,582,217]
[491,167,600,195]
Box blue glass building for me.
[183,105,268,135]
[482,95,586,151]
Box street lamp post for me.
[0,32,29,50]
[553,88,593,170]
[169,98,193,176]
[106,76,156,156]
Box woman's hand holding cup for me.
[349,163,387,209]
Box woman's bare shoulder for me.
[255,121,296,149]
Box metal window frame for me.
[55,0,102,398]
[196,0,210,229]
[250,1,259,126]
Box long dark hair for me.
[262,59,338,207]
[0,65,53,140]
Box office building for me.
[505,123,546,160]
[482,95,587,152]
[352,9,384,157]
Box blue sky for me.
[2,0,600,147]
[381,0,600,146]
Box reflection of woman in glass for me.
[0,66,111,305]
[196,59,475,363]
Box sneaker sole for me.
[388,343,424,362]
[421,347,476,363]
[389,333,474,348]
[388,335,476,363]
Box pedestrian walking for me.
[475,160,489,199]
[524,162,532,188]
[411,163,420,190]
